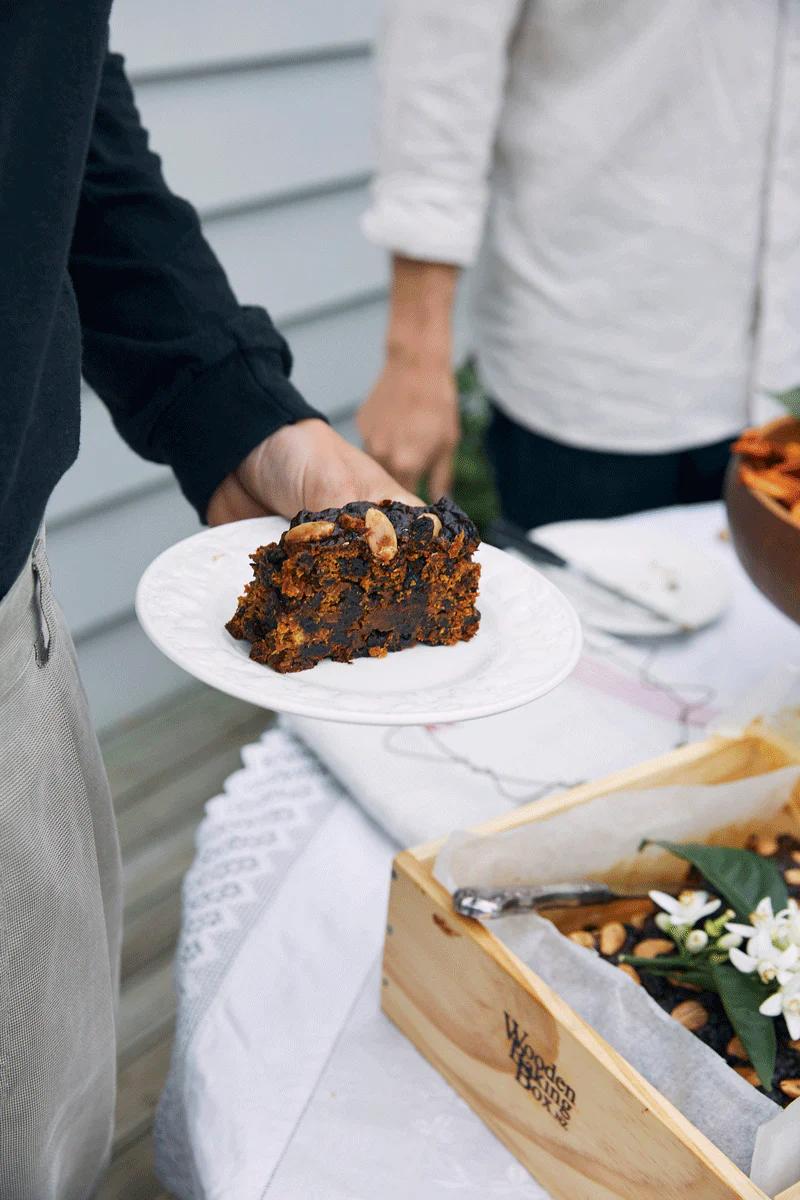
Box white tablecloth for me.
[154,504,800,1200]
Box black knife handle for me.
[486,517,568,569]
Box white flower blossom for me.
[724,896,800,984]
[726,898,782,942]
[760,973,800,1041]
[649,889,721,929]
[728,926,800,985]
[643,874,800,1039]
[781,898,800,947]
[686,929,709,954]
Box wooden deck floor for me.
[97,686,272,1200]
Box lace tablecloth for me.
[153,503,800,1200]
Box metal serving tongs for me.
[452,881,673,920]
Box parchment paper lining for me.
[435,766,800,1194]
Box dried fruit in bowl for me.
[731,432,784,461]
[740,465,800,507]
[734,427,800,526]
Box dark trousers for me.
[484,403,732,529]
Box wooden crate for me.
[382,730,800,1200]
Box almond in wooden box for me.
[382,730,800,1200]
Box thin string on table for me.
[584,633,717,748]
[381,725,585,803]
[381,636,719,804]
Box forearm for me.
[385,256,459,367]
[359,256,460,494]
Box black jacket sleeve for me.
[69,49,322,520]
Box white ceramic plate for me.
[135,516,582,726]
[529,520,732,637]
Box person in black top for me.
[0,8,411,1197]
[2,26,412,600]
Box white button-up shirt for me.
[363,0,800,453]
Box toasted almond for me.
[735,1065,762,1088]
[754,833,779,856]
[284,520,336,545]
[599,921,626,956]
[567,930,596,950]
[792,851,800,865]
[419,512,443,537]
[617,964,641,985]
[789,1039,800,1053]
[629,912,650,930]
[632,938,675,959]
[780,1078,800,1099]
[670,1000,708,1032]
[365,507,398,562]
[785,868,800,886]
[726,1036,748,1060]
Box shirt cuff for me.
[362,177,485,267]
[150,344,323,521]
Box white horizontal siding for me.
[136,55,374,215]
[48,483,199,640]
[75,616,194,732]
[112,0,379,78]
[285,296,387,418]
[206,183,386,323]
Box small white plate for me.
[530,519,731,637]
[135,516,582,726]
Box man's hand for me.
[357,255,460,496]
[206,418,420,525]
[358,347,460,497]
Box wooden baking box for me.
[382,729,800,1200]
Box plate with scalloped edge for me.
[135,516,582,726]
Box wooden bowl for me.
[724,415,800,626]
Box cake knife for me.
[452,881,676,919]
[485,517,686,631]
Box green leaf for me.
[711,962,776,1090]
[677,967,716,990]
[618,955,689,971]
[619,956,715,988]
[450,361,501,536]
[641,840,787,920]
[768,386,800,418]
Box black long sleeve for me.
[70,51,320,519]
[0,5,320,602]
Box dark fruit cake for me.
[225,497,481,673]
